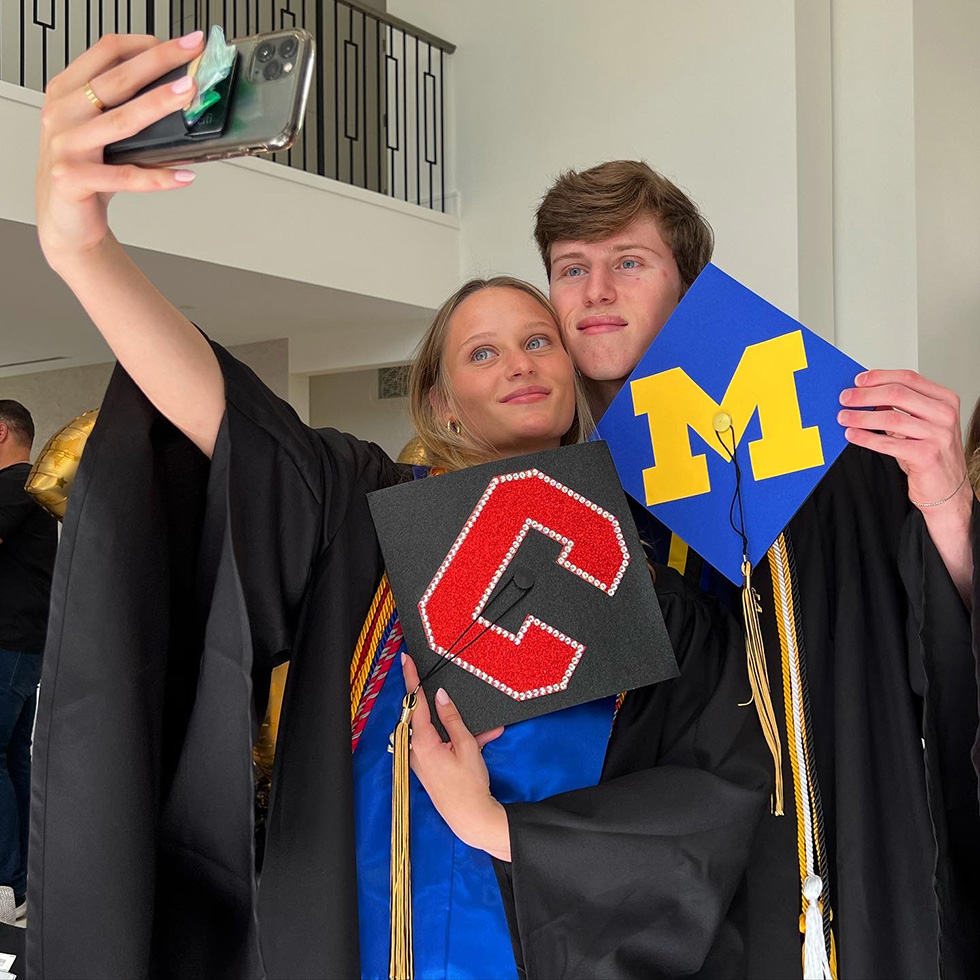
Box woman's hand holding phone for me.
[36,31,205,271]
[33,31,227,460]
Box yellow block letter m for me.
[631,331,825,506]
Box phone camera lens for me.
[279,37,298,59]
[256,41,275,63]
[263,59,284,80]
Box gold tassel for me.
[389,691,417,980]
[741,559,784,815]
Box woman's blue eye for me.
[472,348,494,362]
[526,336,551,351]
[621,258,640,270]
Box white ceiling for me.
[0,217,435,378]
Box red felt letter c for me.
[417,468,629,701]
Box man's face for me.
[547,216,683,390]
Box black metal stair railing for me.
[1,1,455,212]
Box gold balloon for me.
[25,409,99,520]
[253,661,290,779]
[396,435,429,466]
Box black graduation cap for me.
[368,441,678,735]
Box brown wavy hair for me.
[534,159,714,293]
[967,397,980,493]
[408,277,594,472]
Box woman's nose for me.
[505,348,533,377]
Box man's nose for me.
[583,265,616,307]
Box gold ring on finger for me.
[82,81,107,112]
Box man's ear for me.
[0,422,7,445]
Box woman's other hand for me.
[36,31,205,270]
[400,654,511,862]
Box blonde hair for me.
[408,277,594,472]
[966,397,980,494]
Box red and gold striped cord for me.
[350,574,396,723]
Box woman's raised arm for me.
[36,31,224,457]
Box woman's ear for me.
[427,385,450,424]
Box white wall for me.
[395,0,979,428]
[830,0,919,372]
[913,0,980,424]
[2,339,289,455]
[1,361,114,459]
[309,368,416,459]
[5,1,977,440]
[391,0,801,315]
[0,79,460,313]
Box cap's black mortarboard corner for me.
[596,263,864,980]
[369,441,677,979]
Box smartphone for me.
[104,29,315,166]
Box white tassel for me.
[802,875,833,980]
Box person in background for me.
[0,401,57,921]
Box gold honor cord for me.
[769,533,837,980]
[351,576,396,723]
[389,691,416,980]
[388,570,535,980]
[713,413,784,815]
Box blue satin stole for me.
[352,620,615,980]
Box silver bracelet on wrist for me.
[910,472,969,508]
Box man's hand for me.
[839,370,968,504]
[839,369,973,604]
[400,654,510,861]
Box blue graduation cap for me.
[596,263,864,586]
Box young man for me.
[536,161,980,978]
[0,401,57,922]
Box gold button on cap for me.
[713,411,733,433]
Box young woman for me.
[30,33,769,980]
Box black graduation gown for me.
[741,447,980,979]
[633,447,980,978]
[28,344,770,979]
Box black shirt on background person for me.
[0,400,58,920]
[0,461,58,653]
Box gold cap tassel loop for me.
[713,414,783,816]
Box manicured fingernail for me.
[400,653,406,666]
[179,30,204,49]
[839,389,851,404]
[171,74,193,94]
[837,411,846,423]
[855,372,868,384]
[174,169,195,183]
[436,687,450,705]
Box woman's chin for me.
[496,420,567,454]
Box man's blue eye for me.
[565,266,585,278]
[621,258,639,270]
